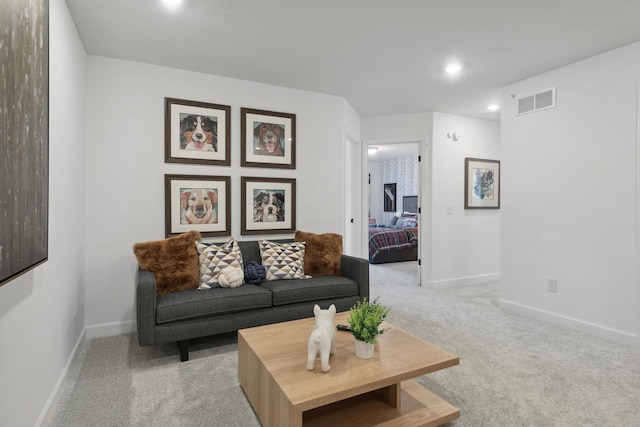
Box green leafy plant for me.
[347,297,390,344]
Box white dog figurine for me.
[306,304,337,372]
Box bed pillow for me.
[259,240,306,281]
[294,231,342,276]
[401,220,418,228]
[197,237,244,289]
[133,230,202,296]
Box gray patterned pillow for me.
[197,237,244,289]
[259,240,306,281]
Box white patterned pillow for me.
[197,238,244,289]
[259,240,306,281]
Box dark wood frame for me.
[241,108,296,169]
[164,97,231,166]
[241,177,296,235]
[464,157,501,209]
[164,174,231,237]
[1,0,49,286]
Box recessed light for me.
[487,104,500,112]
[162,0,182,6]
[445,62,463,75]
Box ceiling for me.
[65,0,640,121]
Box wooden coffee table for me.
[238,312,459,427]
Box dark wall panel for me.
[1,0,49,286]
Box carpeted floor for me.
[49,261,640,426]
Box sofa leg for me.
[178,340,189,362]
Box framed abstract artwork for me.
[240,108,296,169]
[383,183,397,212]
[165,174,231,237]
[464,158,501,209]
[165,97,231,166]
[241,177,296,235]
[1,0,49,286]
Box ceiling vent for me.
[517,87,556,115]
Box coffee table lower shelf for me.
[302,380,459,427]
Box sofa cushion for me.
[197,238,244,289]
[156,285,272,324]
[294,231,342,276]
[261,276,359,306]
[133,230,201,296]
[259,240,306,280]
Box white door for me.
[344,137,362,256]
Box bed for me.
[368,195,419,264]
[368,225,418,264]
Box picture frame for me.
[383,183,397,212]
[241,108,296,169]
[165,97,231,166]
[165,174,231,237]
[1,0,49,286]
[241,177,296,235]
[464,158,501,209]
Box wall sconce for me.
[368,146,379,155]
[446,132,460,142]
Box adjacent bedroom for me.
[367,143,420,269]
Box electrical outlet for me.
[547,278,558,293]
[445,205,453,214]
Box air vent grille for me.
[518,96,535,114]
[517,87,556,115]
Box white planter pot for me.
[354,339,374,359]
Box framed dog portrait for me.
[241,108,296,169]
[464,158,501,209]
[241,177,296,235]
[165,174,231,237]
[165,97,231,166]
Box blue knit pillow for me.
[244,261,266,285]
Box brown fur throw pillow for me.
[294,231,342,276]
[133,230,202,296]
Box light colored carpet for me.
[49,261,640,426]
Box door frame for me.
[362,137,431,285]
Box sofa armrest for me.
[136,267,157,346]
[340,254,369,302]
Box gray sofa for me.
[136,239,369,361]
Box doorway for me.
[366,140,424,285]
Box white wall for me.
[500,41,640,345]
[430,112,501,285]
[362,112,500,286]
[0,0,87,425]
[84,57,350,331]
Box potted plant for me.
[347,297,390,359]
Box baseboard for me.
[35,329,87,427]
[36,321,136,426]
[500,299,640,347]
[424,273,500,289]
[86,320,136,339]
